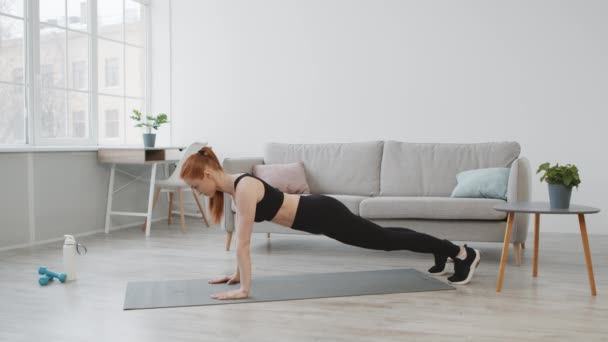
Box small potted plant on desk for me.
[536,162,581,209]
[130,109,169,148]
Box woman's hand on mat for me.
[210,288,249,300]
[208,274,240,285]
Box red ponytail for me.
[180,146,224,224]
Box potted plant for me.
[130,110,169,148]
[536,162,581,209]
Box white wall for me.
[149,0,172,146]
[0,152,171,251]
[164,0,608,234]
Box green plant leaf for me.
[536,162,550,173]
[538,162,581,188]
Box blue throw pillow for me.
[450,167,510,200]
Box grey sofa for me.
[221,140,531,262]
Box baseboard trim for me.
[0,216,169,252]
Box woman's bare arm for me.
[210,178,257,299]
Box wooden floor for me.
[1,219,607,342]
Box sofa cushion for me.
[380,141,520,197]
[252,161,311,194]
[450,167,510,200]
[264,141,383,196]
[359,196,507,220]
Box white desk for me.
[98,146,186,236]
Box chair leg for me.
[168,192,174,225]
[267,233,271,239]
[142,187,162,232]
[178,190,186,233]
[513,242,522,266]
[522,242,526,249]
[226,231,233,251]
[191,189,210,227]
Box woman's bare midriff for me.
[270,193,301,228]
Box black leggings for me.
[290,194,461,258]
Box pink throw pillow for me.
[253,161,311,194]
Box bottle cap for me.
[64,235,76,245]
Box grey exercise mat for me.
[124,268,454,310]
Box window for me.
[0,0,26,144]
[37,0,89,142]
[104,57,119,87]
[12,67,24,84]
[0,0,149,147]
[105,109,119,138]
[98,0,146,145]
[71,110,85,137]
[40,64,54,87]
[71,60,86,89]
[69,92,88,137]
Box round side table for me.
[494,202,600,296]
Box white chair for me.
[143,142,210,233]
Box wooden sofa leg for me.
[226,232,233,251]
[522,242,526,249]
[513,242,522,266]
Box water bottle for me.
[63,235,78,281]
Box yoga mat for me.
[124,268,454,310]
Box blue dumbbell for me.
[39,275,54,286]
[38,267,67,283]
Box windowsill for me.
[0,146,101,153]
[0,145,184,153]
[0,145,168,153]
